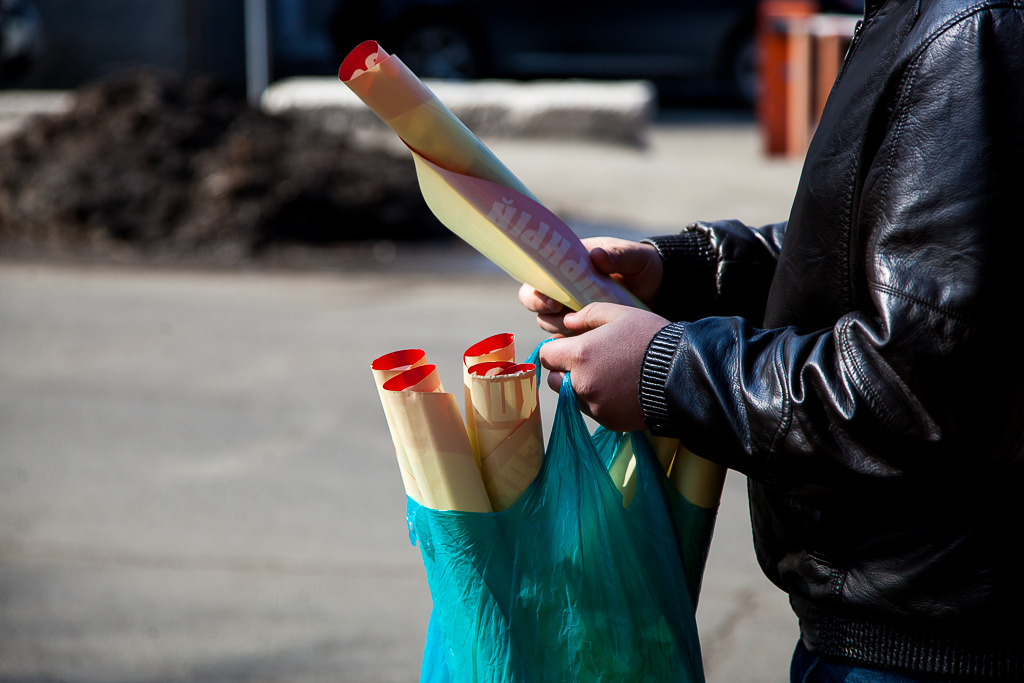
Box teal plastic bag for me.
[407,343,712,682]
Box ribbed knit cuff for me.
[642,230,718,321]
[639,321,685,434]
[642,230,716,265]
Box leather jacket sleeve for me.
[639,6,1024,494]
[642,219,786,326]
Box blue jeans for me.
[790,640,955,683]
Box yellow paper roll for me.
[462,332,517,464]
[382,364,492,513]
[465,361,544,511]
[371,348,428,504]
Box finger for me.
[537,313,570,336]
[580,235,625,253]
[588,246,617,276]
[545,370,563,392]
[518,284,552,313]
[581,237,622,276]
[598,242,655,278]
[517,283,563,314]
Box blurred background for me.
[1,1,861,682]
[0,0,863,261]
[3,0,862,100]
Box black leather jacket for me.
[638,0,1024,677]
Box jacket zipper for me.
[833,19,865,88]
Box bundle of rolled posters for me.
[372,333,543,512]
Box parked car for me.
[0,0,43,80]
[330,0,863,104]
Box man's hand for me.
[538,303,668,432]
[518,237,663,336]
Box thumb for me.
[563,302,625,333]
[537,335,574,374]
[590,243,648,277]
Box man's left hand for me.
[538,303,669,432]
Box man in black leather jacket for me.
[522,0,1024,679]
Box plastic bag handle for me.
[526,336,594,438]
[525,337,552,377]
[526,339,586,435]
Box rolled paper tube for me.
[409,152,644,310]
[371,348,428,504]
[613,434,725,509]
[668,445,727,510]
[384,363,443,393]
[607,435,639,508]
[650,434,680,473]
[383,364,493,513]
[463,333,516,463]
[469,361,521,377]
[610,432,681,507]
[466,361,544,511]
[339,41,535,199]
[339,42,643,312]
[463,332,516,368]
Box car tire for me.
[395,21,482,80]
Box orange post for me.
[809,13,861,126]
[757,0,819,156]
[814,31,845,117]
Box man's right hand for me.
[518,236,663,336]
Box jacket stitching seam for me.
[887,2,1024,150]
[880,1,1022,203]
[846,8,917,310]
[869,281,976,328]
[842,146,857,313]
[879,54,915,209]
[912,2,1024,67]
[877,3,1013,328]
[836,12,882,313]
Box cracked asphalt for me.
[0,112,805,682]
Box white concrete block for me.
[261,76,656,145]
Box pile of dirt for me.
[0,68,449,264]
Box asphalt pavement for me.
[0,111,806,682]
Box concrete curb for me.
[0,90,73,139]
[0,79,657,147]
[260,76,657,146]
